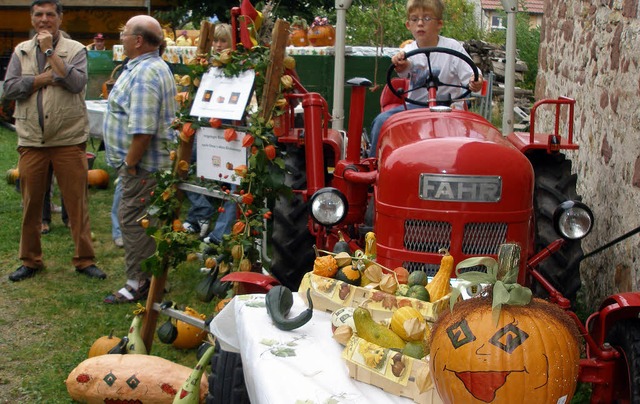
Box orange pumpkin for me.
[307,25,335,47]
[5,168,19,185]
[289,26,309,46]
[429,296,581,403]
[87,330,121,358]
[172,307,207,349]
[87,169,109,189]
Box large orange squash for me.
[66,354,207,403]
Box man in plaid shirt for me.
[102,14,176,303]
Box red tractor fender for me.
[220,272,281,294]
[586,292,640,346]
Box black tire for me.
[529,152,584,302]
[270,144,316,290]
[605,319,640,403]
[206,340,250,404]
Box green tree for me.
[340,0,482,48]
[485,3,540,89]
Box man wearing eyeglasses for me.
[368,0,484,157]
[102,15,177,303]
[3,0,106,282]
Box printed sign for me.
[190,67,255,120]
[196,127,248,185]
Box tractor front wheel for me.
[530,152,585,303]
[270,144,316,290]
[206,340,249,404]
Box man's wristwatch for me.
[44,48,54,57]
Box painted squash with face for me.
[429,295,581,404]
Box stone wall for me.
[536,0,640,308]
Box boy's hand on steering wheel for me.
[392,51,410,73]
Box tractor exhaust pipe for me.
[501,0,518,135]
[332,0,353,131]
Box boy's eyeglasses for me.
[408,16,437,24]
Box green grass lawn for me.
[0,125,215,402]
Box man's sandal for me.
[104,281,150,304]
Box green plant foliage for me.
[484,7,540,90]
[143,41,291,280]
[345,0,407,47]
[441,0,484,42]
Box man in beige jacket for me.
[3,0,105,282]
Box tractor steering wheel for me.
[386,47,480,107]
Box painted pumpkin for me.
[87,169,109,189]
[429,295,581,403]
[289,26,309,46]
[65,354,207,403]
[307,25,335,47]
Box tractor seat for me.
[380,77,409,112]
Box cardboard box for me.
[298,272,449,323]
[342,336,443,404]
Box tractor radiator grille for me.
[404,262,440,277]
[404,262,487,277]
[404,220,451,253]
[462,222,508,255]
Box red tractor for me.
[207,9,640,404]
[254,47,640,403]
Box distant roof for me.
[481,0,544,14]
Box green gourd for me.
[333,231,351,254]
[353,307,406,350]
[107,336,129,354]
[157,318,178,344]
[265,286,314,331]
[172,343,215,403]
[126,313,148,354]
[195,267,219,302]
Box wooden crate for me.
[298,272,449,323]
[342,336,443,404]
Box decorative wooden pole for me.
[259,19,289,122]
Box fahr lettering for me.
[421,175,501,202]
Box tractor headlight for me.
[309,187,348,226]
[553,200,593,240]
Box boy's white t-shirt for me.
[399,36,476,105]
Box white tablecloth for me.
[210,293,415,404]
[85,100,107,138]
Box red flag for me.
[239,0,262,49]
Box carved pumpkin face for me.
[429,297,580,404]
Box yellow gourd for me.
[426,249,453,302]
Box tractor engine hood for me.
[376,109,535,212]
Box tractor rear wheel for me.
[606,319,640,402]
[206,340,249,404]
[270,144,316,290]
[530,152,584,303]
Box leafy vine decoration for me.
[141,41,296,288]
